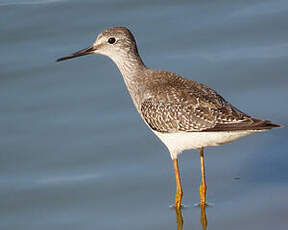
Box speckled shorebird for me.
[57,26,281,209]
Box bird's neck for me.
[112,52,146,79]
[111,52,147,110]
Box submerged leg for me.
[199,147,207,206]
[175,207,184,230]
[173,158,183,209]
[200,205,208,230]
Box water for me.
[1,0,287,229]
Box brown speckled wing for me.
[139,73,278,133]
[141,97,215,132]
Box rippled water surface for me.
[1,0,287,229]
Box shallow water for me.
[1,0,288,229]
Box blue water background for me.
[1,0,287,229]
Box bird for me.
[57,26,281,209]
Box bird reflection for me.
[200,205,208,230]
[175,208,183,230]
[174,205,207,230]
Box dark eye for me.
[108,37,116,44]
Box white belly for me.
[153,130,264,159]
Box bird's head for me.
[57,26,138,63]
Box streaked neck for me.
[110,52,147,110]
[111,51,146,80]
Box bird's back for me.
[139,69,280,133]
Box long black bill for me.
[56,46,96,62]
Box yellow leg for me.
[173,158,183,209]
[175,207,184,230]
[200,205,208,230]
[199,147,207,206]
